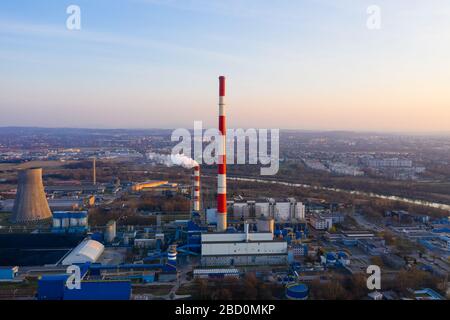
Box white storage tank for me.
[105,220,116,243]
[52,217,61,228]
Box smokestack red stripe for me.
[217,76,227,231]
[219,76,226,97]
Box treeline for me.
[191,273,281,300]
[309,269,445,300]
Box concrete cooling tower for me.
[11,168,52,223]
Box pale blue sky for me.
[1,0,450,132]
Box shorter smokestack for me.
[92,157,97,186]
[193,165,201,212]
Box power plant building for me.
[11,168,52,223]
[201,230,288,267]
[201,77,288,267]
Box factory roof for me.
[202,253,287,257]
[45,185,105,192]
[201,239,286,244]
[194,268,239,275]
[341,230,375,238]
[61,239,104,265]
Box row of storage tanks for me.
[52,211,88,228]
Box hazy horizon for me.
[1,125,450,137]
[1,0,450,132]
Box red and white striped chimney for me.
[193,165,200,212]
[217,76,227,232]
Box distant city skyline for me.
[1,0,450,132]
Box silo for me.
[70,214,79,227]
[52,215,61,228]
[257,217,275,234]
[78,212,88,227]
[167,244,177,266]
[61,213,70,228]
[11,168,52,223]
[105,220,116,243]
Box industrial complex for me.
[0,77,448,301]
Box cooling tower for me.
[11,168,52,223]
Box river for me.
[224,176,450,211]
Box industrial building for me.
[45,184,105,195]
[230,198,305,222]
[130,180,169,192]
[193,268,240,279]
[201,228,288,267]
[1,197,94,212]
[0,233,85,266]
[61,239,105,265]
[309,214,333,230]
[0,266,19,281]
[38,272,131,300]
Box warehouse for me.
[61,239,104,265]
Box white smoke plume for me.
[147,152,198,169]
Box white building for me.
[201,228,288,267]
[61,239,104,265]
[309,214,333,230]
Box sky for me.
[0,0,450,133]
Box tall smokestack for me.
[217,76,227,232]
[92,157,97,185]
[193,165,201,211]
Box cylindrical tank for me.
[167,244,177,266]
[61,214,70,228]
[286,283,309,300]
[52,217,61,228]
[105,220,116,243]
[257,217,275,234]
[326,252,337,264]
[70,216,78,226]
[79,217,88,226]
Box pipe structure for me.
[217,76,227,232]
[193,165,201,211]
